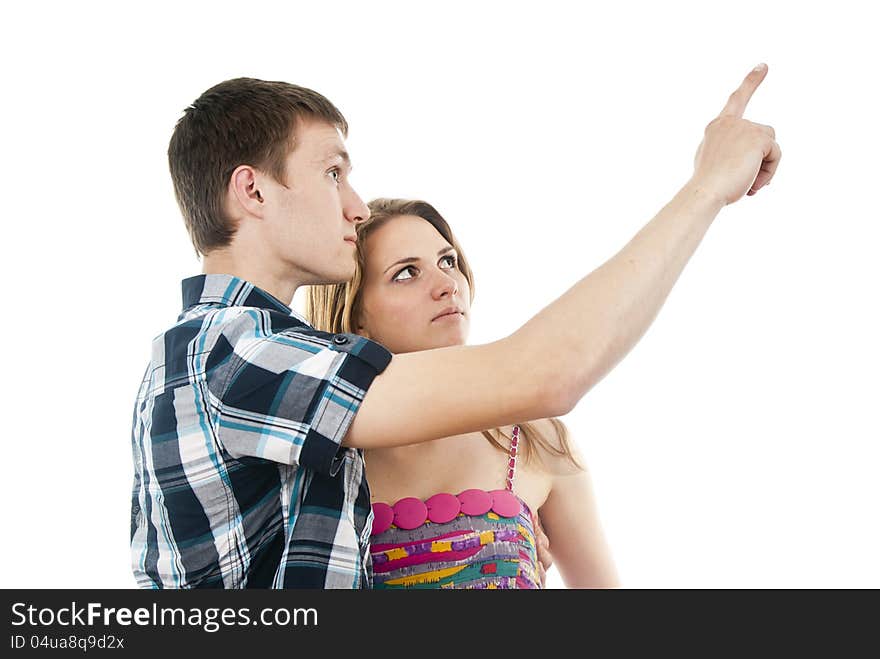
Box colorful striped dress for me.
[369,425,541,589]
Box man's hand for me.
[532,511,553,587]
[691,63,782,206]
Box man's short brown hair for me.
[168,78,348,256]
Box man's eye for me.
[393,266,417,281]
[329,169,340,183]
[440,255,457,269]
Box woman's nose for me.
[432,271,459,299]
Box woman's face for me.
[357,214,471,354]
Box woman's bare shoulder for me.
[521,418,585,478]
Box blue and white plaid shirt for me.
[130,274,391,588]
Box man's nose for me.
[344,188,370,225]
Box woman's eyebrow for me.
[383,246,455,274]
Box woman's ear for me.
[354,310,371,339]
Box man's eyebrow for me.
[320,148,352,168]
[383,246,455,274]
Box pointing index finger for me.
[720,63,768,118]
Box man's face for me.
[259,118,368,285]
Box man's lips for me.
[432,308,464,321]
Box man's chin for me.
[309,263,356,286]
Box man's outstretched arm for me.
[346,64,781,449]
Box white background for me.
[1,1,877,589]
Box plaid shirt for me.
[130,274,391,588]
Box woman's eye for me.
[329,169,340,183]
[440,254,457,269]
[393,266,417,281]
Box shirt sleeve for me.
[204,309,392,477]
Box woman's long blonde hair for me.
[304,198,581,470]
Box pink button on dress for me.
[369,425,540,589]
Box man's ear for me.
[229,165,265,218]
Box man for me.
[131,66,780,588]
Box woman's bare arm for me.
[539,464,620,589]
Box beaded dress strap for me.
[505,425,520,492]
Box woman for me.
[306,198,619,589]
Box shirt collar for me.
[182,274,293,315]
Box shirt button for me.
[332,335,349,345]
